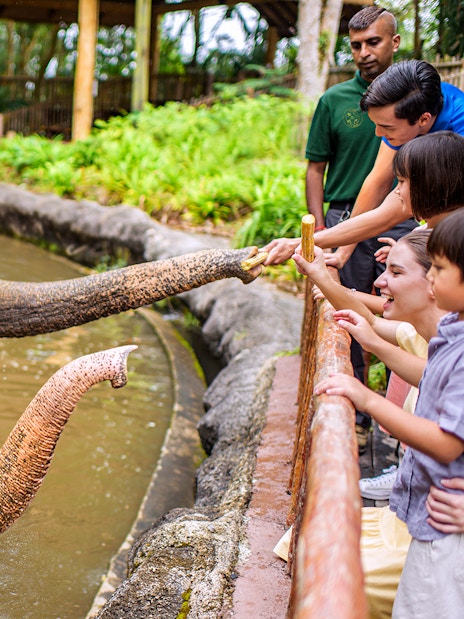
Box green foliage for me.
[176,588,192,619]
[0,96,307,246]
[334,0,463,63]
[213,65,297,99]
[94,255,129,273]
[368,358,387,394]
[436,0,464,57]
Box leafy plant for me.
[0,94,309,246]
[368,358,387,394]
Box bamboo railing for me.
[287,275,368,619]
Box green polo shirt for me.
[305,70,381,203]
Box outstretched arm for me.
[348,141,398,217]
[314,374,464,463]
[334,310,426,387]
[313,142,407,255]
[314,190,409,251]
[292,246,400,344]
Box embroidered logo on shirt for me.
[344,108,363,128]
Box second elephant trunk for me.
[0,345,136,534]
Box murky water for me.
[0,238,174,619]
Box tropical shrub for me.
[0,95,310,246]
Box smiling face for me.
[427,254,464,319]
[374,241,433,323]
[394,175,412,216]
[349,18,400,82]
[368,105,433,146]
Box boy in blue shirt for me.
[315,208,464,618]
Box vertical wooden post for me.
[149,13,161,105]
[72,0,99,141]
[132,0,152,111]
[265,26,279,67]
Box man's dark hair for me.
[393,131,464,221]
[360,60,443,124]
[349,6,397,34]
[428,209,464,280]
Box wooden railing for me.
[287,277,367,618]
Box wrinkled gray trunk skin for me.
[0,345,136,534]
[0,247,260,338]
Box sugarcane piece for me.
[301,214,315,262]
[240,251,269,271]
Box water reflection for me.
[0,238,174,619]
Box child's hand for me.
[374,237,396,264]
[333,309,376,351]
[312,284,325,301]
[292,245,329,281]
[323,249,348,269]
[426,479,464,533]
[314,373,371,412]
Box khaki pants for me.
[393,532,464,618]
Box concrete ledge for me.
[226,354,299,618]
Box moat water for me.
[0,237,175,619]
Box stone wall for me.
[0,183,304,618]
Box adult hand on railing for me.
[312,284,326,301]
[426,479,464,533]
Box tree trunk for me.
[297,0,344,101]
[413,0,422,59]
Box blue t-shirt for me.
[382,82,464,150]
[390,312,464,541]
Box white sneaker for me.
[359,464,398,500]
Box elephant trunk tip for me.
[109,344,138,388]
[239,248,268,283]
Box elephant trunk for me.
[0,345,136,534]
[0,247,265,338]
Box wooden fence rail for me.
[0,58,462,138]
[288,276,367,618]
[0,72,212,137]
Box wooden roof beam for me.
[153,0,297,16]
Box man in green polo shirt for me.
[305,6,418,453]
